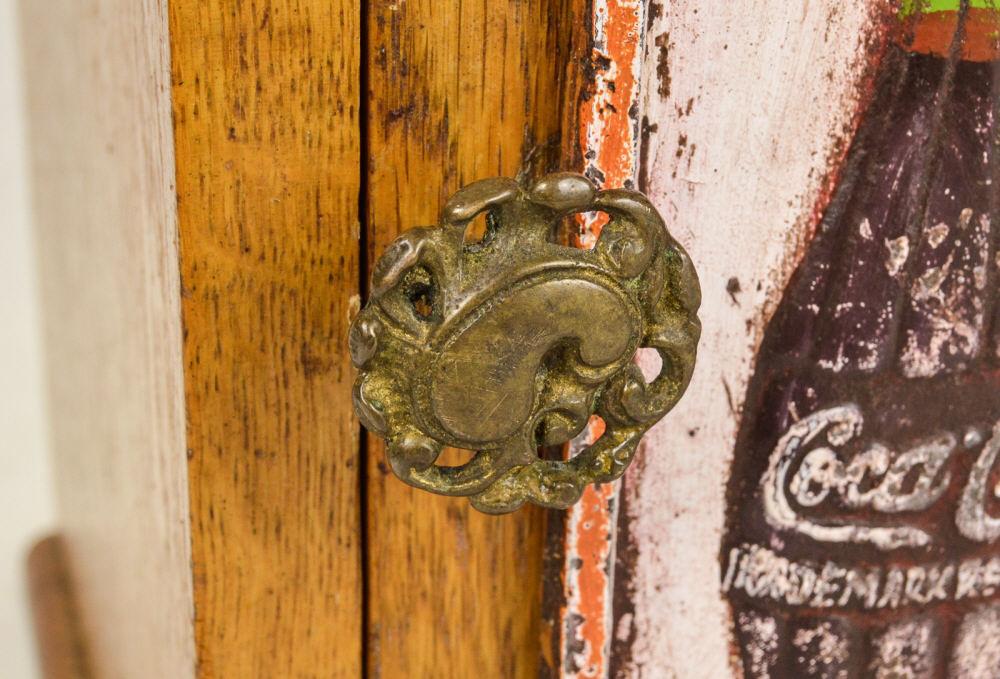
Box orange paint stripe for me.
[907,8,1000,61]
[562,1,645,677]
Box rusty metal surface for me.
[350,173,700,513]
[555,0,650,676]
[723,8,1000,677]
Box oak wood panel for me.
[168,2,363,676]
[21,2,196,677]
[365,1,586,676]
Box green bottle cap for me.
[901,0,998,16]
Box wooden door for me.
[24,2,1000,679]
[24,1,584,677]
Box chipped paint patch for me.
[792,621,850,675]
[577,0,646,205]
[560,2,647,678]
[885,235,911,276]
[736,609,780,678]
[869,618,937,678]
[563,416,618,677]
[948,604,1000,676]
[900,205,992,378]
[859,217,874,240]
[926,221,950,248]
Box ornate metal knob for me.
[349,172,700,513]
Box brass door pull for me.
[350,172,700,513]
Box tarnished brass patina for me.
[349,173,700,513]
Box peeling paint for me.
[949,604,1000,676]
[870,618,937,678]
[736,609,780,678]
[561,1,647,678]
[885,235,911,276]
[859,217,874,240]
[926,221,950,248]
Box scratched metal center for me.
[349,172,700,513]
[428,273,639,444]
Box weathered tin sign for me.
[724,5,1000,677]
[553,3,1000,677]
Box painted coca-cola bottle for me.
[722,5,1000,677]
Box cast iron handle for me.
[349,172,701,513]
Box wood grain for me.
[21,2,196,677]
[365,1,586,676]
[168,2,363,677]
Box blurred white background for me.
[1,0,58,677]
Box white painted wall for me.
[0,1,58,677]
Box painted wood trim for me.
[556,2,648,678]
[168,2,364,676]
[20,2,197,677]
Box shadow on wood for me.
[27,535,91,679]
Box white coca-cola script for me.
[760,404,1000,550]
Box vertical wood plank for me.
[168,2,363,676]
[21,2,196,677]
[365,2,586,676]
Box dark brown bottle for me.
[722,10,1000,678]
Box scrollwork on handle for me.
[349,172,700,513]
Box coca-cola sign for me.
[724,407,1000,613]
[759,405,1000,551]
[721,21,1000,677]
